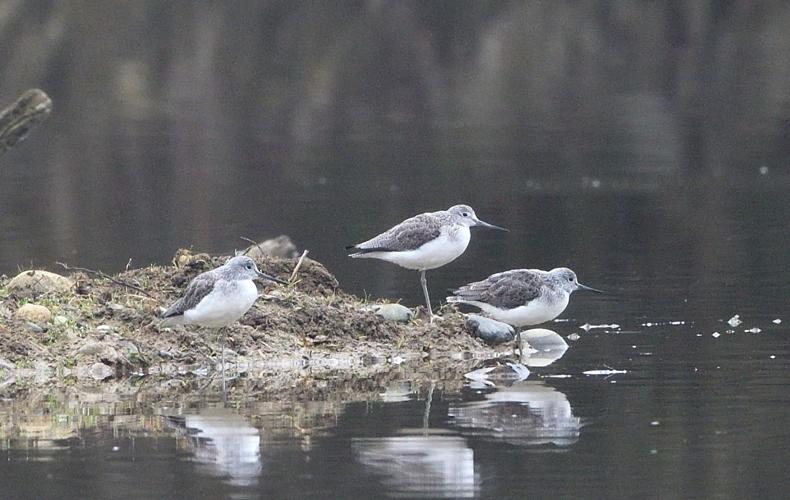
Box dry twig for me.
[290,250,309,283]
[56,262,154,298]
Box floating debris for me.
[579,323,620,331]
[773,319,782,324]
[711,332,721,338]
[543,374,572,379]
[650,421,660,426]
[744,327,762,334]
[583,369,627,376]
[727,315,742,327]
[770,355,776,359]
[759,166,769,175]
[642,320,687,327]
[567,333,581,341]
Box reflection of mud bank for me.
[0,248,518,391]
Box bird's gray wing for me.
[351,213,442,253]
[162,271,218,318]
[451,270,543,309]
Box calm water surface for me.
[1,1,789,498]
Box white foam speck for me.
[727,315,742,327]
[583,369,627,376]
[711,332,721,338]
[579,323,620,331]
[744,327,762,333]
[773,319,782,324]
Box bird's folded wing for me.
[355,214,442,252]
[452,270,543,309]
[162,273,217,318]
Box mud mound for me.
[0,242,501,389]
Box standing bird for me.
[347,204,507,318]
[447,268,604,355]
[161,255,286,371]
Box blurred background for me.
[0,0,788,312]
[1,3,789,499]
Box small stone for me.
[53,315,69,325]
[76,341,105,356]
[7,270,73,297]
[15,304,51,323]
[96,325,113,334]
[24,321,44,333]
[117,339,139,356]
[371,303,413,323]
[88,362,113,380]
[312,334,329,344]
[465,314,515,344]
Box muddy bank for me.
[0,243,511,393]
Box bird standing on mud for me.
[347,204,507,319]
[447,267,603,356]
[161,255,286,371]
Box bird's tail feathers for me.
[160,314,185,327]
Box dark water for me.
[1,1,790,498]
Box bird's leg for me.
[516,327,523,362]
[419,270,435,321]
[220,327,227,392]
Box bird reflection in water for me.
[352,434,479,498]
[453,329,579,448]
[520,328,569,367]
[166,408,261,488]
[450,380,581,448]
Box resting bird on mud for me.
[447,267,604,356]
[347,204,507,319]
[161,255,286,371]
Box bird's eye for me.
[568,276,574,281]
[462,212,469,217]
[246,264,252,270]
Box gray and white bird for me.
[447,268,603,353]
[161,255,286,370]
[347,204,507,318]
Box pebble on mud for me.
[14,303,52,324]
[88,362,114,380]
[465,314,515,344]
[7,270,73,297]
[370,303,413,323]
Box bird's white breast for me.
[469,293,570,327]
[373,225,471,271]
[183,279,259,328]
